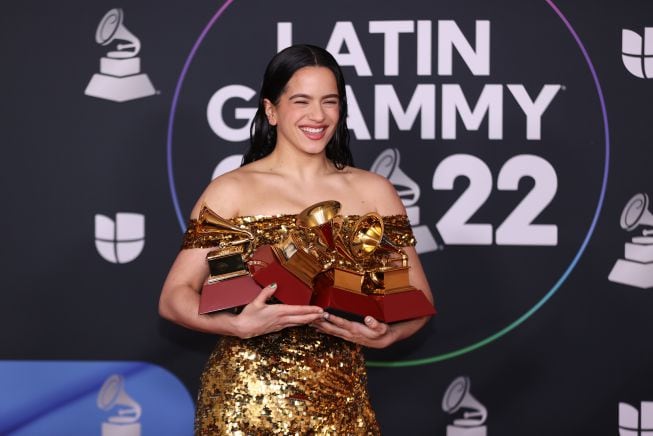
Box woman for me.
[159,44,433,434]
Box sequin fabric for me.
[184,213,415,435]
[182,213,415,251]
[195,327,379,435]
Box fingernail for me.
[269,282,277,289]
[323,312,330,320]
[365,316,373,324]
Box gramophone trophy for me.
[250,201,339,305]
[313,212,435,323]
[196,206,262,314]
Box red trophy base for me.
[199,275,262,314]
[250,245,314,305]
[313,276,436,323]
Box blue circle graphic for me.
[165,0,610,367]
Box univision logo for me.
[95,213,145,263]
[622,28,653,79]
[619,402,653,436]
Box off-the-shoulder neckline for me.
[195,204,407,222]
[228,213,408,221]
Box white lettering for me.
[326,22,373,76]
[206,85,257,142]
[438,20,490,76]
[507,84,561,140]
[441,84,503,139]
[417,20,432,76]
[277,22,292,52]
[369,20,415,76]
[375,84,436,139]
[345,85,371,140]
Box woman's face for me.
[264,66,340,157]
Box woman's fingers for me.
[363,316,388,336]
[281,312,326,326]
[250,282,278,306]
[324,313,378,336]
[316,313,389,341]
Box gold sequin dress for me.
[182,213,416,435]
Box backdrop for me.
[2,0,653,434]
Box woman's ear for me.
[263,99,277,126]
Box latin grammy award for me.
[195,206,262,314]
[250,200,435,322]
[249,201,338,305]
[310,206,435,323]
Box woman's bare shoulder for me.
[190,166,255,219]
[342,167,406,215]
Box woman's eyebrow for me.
[288,93,339,100]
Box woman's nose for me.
[307,102,326,121]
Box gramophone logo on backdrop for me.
[85,8,156,102]
[608,193,653,289]
[95,212,145,263]
[442,376,488,436]
[619,401,653,436]
[622,28,653,78]
[98,374,142,436]
[371,148,440,254]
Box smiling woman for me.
[158,44,434,434]
[263,67,341,158]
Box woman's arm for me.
[159,247,326,338]
[158,175,325,338]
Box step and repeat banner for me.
[2,0,653,434]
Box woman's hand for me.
[232,283,325,339]
[311,313,397,349]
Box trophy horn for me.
[350,213,384,260]
[349,213,408,267]
[296,200,341,249]
[197,205,255,259]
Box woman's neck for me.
[263,146,337,181]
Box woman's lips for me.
[300,126,327,140]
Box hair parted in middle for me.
[243,44,354,169]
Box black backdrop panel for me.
[2,1,653,434]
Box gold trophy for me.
[196,206,262,314]
[251,201,340,305]
[314,212,435,322]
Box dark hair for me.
[243,44,354,169]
